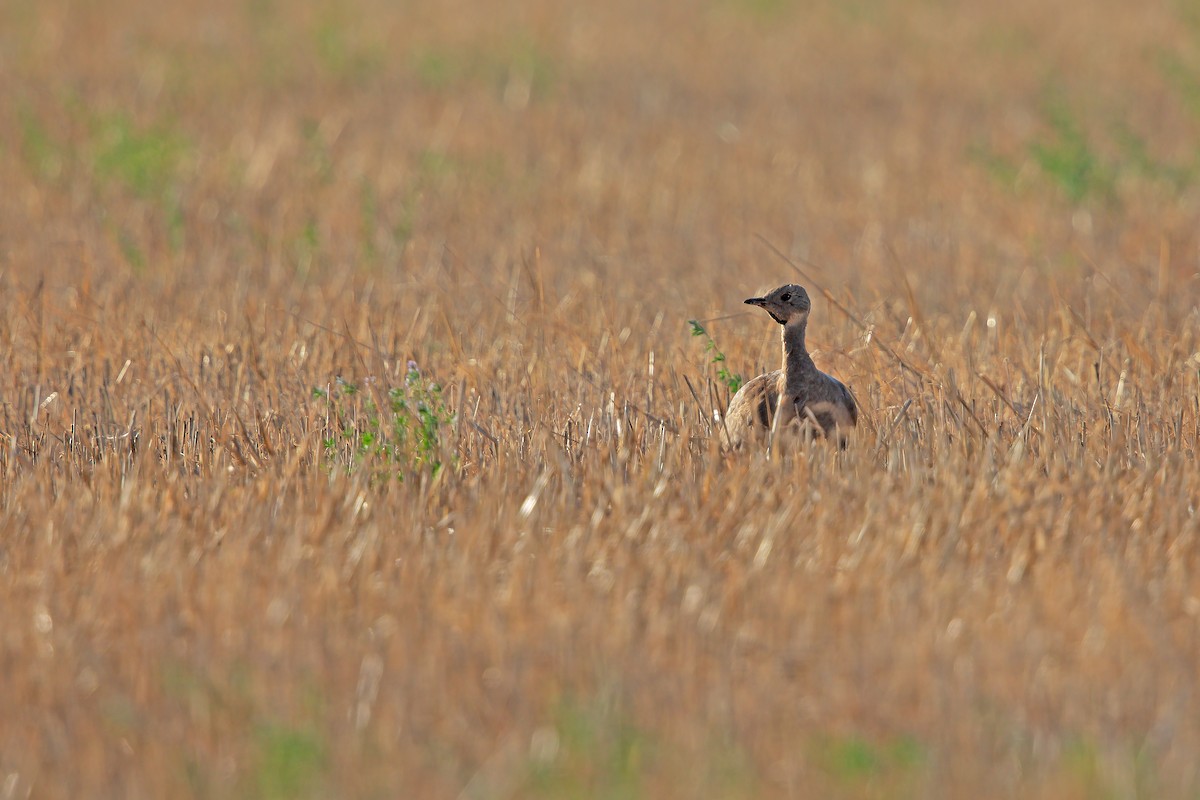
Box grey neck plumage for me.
[781,317,816,393]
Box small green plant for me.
[315,363,455,481]
[93,113,186,198]
[689,320,744,394]
[255,723,326,800]
[974,98,1197,200]
[1028,98,1112,203]
[812,733,926,791]
[88,111,189,263]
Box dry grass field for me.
[4,0,1200,797]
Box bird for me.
[722,284,857,449]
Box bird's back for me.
[723,368,857,450]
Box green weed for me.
[255,724,326,800]
[74,110,191,265]
[1060,738,1115,800]
[975,99,1197,200]
[93,113,186,198]
[689,320,744,394]
[1028,98,1112,203]
[812,733,926,795]
[315,364,455,481]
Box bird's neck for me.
[781,319,815,389]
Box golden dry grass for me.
[4,0,1200,797]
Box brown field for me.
[4,0,1200,797]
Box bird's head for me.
[744,284,811,326]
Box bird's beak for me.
[744,297,765,307]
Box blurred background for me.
[5,0,1199,318]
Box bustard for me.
[722,284,857,449]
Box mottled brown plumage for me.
[723,284,857,449]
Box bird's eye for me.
[780,293,791,302]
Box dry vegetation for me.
[4,0,1200,797]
